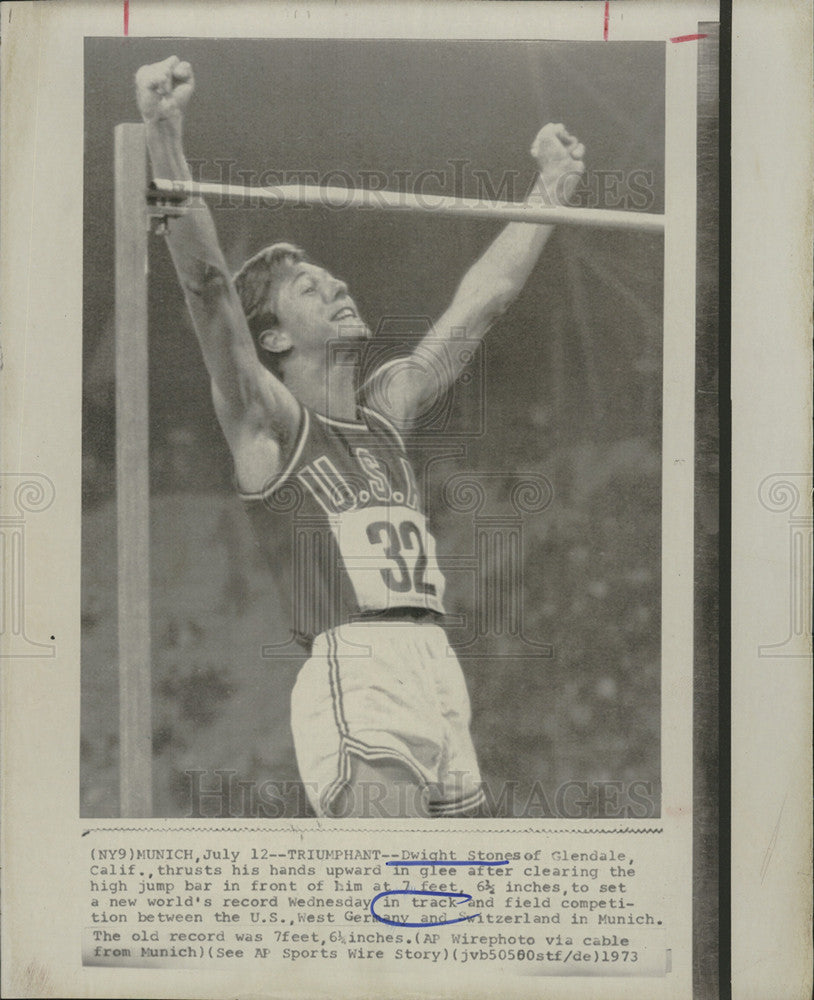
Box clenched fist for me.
[135,55,194,125]
[530,123,586,205]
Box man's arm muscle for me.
[136,57,299,462]
[364,124,585,426]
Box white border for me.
[2,2,811,998]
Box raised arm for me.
[135,57,299,483]
[363,123,585,426]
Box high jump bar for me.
[150,178,665,234]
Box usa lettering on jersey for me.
[296,440,445,615]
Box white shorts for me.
[290,619,484,817]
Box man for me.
[135,55,585,819]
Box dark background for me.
[82,38,665,817]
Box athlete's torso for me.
[240,404,446,646]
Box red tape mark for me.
[603,0,609,40]
[670,33,708,43]
[124,0,129,36]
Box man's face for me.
[272,261,371,353]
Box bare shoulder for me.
[362,351,445,431]
[361,358,412,429]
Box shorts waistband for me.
[297,608,444,655]
[351,607,443,624]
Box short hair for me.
[233,242,307,378]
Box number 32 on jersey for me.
[332,506,446,613]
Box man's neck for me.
[283,356,360,422]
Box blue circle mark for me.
[370,889,478,928]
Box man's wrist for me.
[146,113,184,143]
[526,173,556,208]
[527,171,574,208]
[145,117,191,181]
